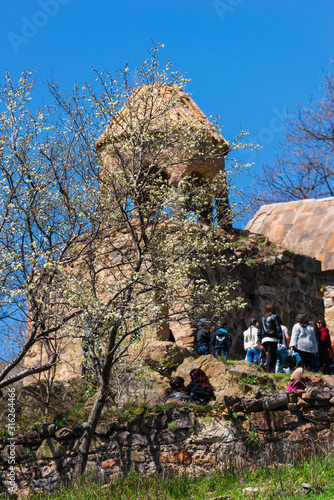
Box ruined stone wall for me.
[323,272,334,336]
[2,389,334,496]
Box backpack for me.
[254,349,267,369]
[214,329,232,349]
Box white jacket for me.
[243,326,259,351]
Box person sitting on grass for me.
[286,367,309,392]
[184,368,216,404]
[163,376,189,404]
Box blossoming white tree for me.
[0,45,251,478]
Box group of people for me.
[163,368,216,405]
[243,304,332,374]
[197,319,232,359]
[196,304,332,375]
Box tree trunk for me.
[72,323,119,481]
[72,383,107,481]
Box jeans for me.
[312,351,320,372]
[246,348,261,363]
[216,348,228,360]
[198,345,210,355]
[275,346,288,373]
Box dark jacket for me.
[197,327,210,347]
[184,382,216,404]
[258,314,282,343]
[211,328,232,350]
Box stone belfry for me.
[96,83,231,226]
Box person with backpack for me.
[211,323,232,360]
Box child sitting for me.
[286,367,309,392]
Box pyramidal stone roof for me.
[245,197,334,272]
[96,83,229,150]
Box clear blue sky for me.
[1,0,333,220]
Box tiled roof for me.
[245,197,334,271]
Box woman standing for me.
[243,318,261,363]
[257,304,282,372]
[316,319,331,373]
[290,313,318,370]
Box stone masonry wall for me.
[213,237,324,358]
[2,389,334,497]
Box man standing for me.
[211,324,232,360]
[197,318,211,355]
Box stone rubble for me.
[2,387,334,496]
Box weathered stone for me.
[188,420,238,445]
[36,439,64,460]
[88,436,106,453]
[116,432,149,447]
[240,398,263,413]
[217,442,248,463]
[231,401,243,412]
[1,444,25,462]
[143,341,193,370]
[32,477,60,492]
[55,428,75,441]
[287,403,299,411]
[72,436,106,454]
[287,423,318,443]
[264,431,284,442]
[317,428,332,442]
[101,458,119,469]
[297,397,312,408]
[263,393,289,410]
[302,389,331,401]
[95,422,114,436]
[250,410,298,431]
[173,356,244,398]
[148,430,176,445]
[7,435,26,445]
[41,465,55,478]
[287,391,299,403]
[144,408,194,430]
[159,450,192,464]
[40,424,56,437]
[302,407,334,424]
[129,451,146,462]
[192,452,216,466]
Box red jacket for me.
[319,327,331,349]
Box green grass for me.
[29,450,334,499]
